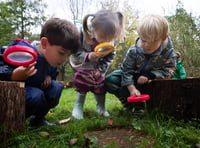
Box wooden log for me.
[146,78,200,120]
[0,81,25,143]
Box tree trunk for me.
[0,81,25,143]
[146,78,200,120]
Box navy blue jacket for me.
[0,46,15,80]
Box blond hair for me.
[137,15,169,42]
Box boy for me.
[0,18,81,127]
[105,15,176,114]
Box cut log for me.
[146,78,200,120]
[0,81,25,143]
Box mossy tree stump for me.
[0,81,25,143]
[146,78,200,120]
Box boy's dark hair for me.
[40,18,81,53]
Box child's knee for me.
[26,86,46,106]
[51,80,64,92]
[105,70,122,94]
[46,80,63,100]
[47,81,63,107]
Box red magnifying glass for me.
[3,45,37,67]
[94,42,114,57]
[127,94,150,102]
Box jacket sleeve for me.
[143,52,176,79]
[0,56,14,81]
[121,46,137,86]
[143,56,176,79]
[149,38,176,79]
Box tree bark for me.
[0,81,25,143]
[146,78,200,120]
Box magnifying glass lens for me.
[3,45,37,67]
[94,42,114,57]
[7,52,33,62]
[98,47,112,52]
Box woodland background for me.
[0,0,199,82]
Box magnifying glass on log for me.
[2,45,37,67]
[94,42,114,57]
[127,94,150,102]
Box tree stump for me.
[0,81,25,143]
[146,78,200,120]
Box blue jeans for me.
[25,80,63,119]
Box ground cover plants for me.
[2,88,200,148]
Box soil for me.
[84,128,155,148]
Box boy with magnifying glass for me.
[0,18,80,127]
[106,15,176,115]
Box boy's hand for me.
[137,76,149,85]
[41,75,51,89]
[88,52,99,62]
[11,62,37,81]
[127,84,141,96]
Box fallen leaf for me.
[107,118,113,125]
[59,117,71,124]
[69,138,78,145]
[48,111,53,115]
[48,134,57,138]
[39,131,49,137]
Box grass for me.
[2,88,200,148]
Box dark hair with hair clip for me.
[82,14,95,42]
[82,9,124,43]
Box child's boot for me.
[94,94,110,117]
[72,92,86,119]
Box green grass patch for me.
[2,88,200,148]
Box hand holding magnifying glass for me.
[94,42,114,57]
[11,62,37,81]
[2,45,37,67]
[127,94,150,102]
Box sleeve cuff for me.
[143,72,156,80]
